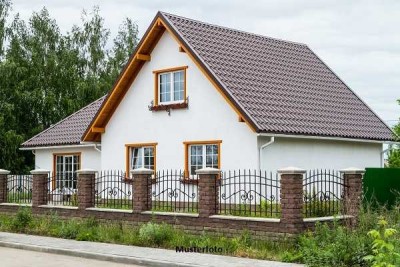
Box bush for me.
[139,222,174,246]
[364,218,400,267]
[298,222,371,267]
[11,207,33,231]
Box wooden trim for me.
[154,71,159,105]
[125,143,158,176]
[183,140,222,178]
[153,66,188,106]
[92,127,105,133]
[152,66,188,74]
[238,116,245,122]
[179,46,186,53]
[83,14,258,142]
[183,140,222,145]
[52,152,82,189]
[136,54,151,61]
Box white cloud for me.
[9,0,400,126]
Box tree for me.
[388,100,400,168]
[0,2,139,173]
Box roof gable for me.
[82,11,394,142]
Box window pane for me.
[143,147,154,170]
[159,73,171,103]
[189,145,203,175]
[131,148,143,169]
[205,145,218,168]
[173,71,184,101]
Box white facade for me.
[258,136,383,172]
[34,145,101,172]
[31,30,384,175]
[101,30,258,172]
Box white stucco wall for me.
[34,146,101,173]
[101,30,258,171]
[259,136,383,172]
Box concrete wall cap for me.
[277,166,306,174]
[76,169,97,175]
[130,168,154,175]
[0,169,10,175]
[195,167,221,175]
[339,167,365,174]
[30,169,50,175]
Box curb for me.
[0,241,201,267]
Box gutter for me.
[19,143,101,151]
[258,136,275,170]
[257,133,399,145]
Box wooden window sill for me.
[150,102,188,111]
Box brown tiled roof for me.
[161,12,394,141]
[25,12,395,147]
[21,96,105,147]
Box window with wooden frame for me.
[52,153,81,190]
[125,143,157,175]
[153,66,188,106]
[184,140,222,178]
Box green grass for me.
[2,200,400,265]
[0,207,295,261]
[7,192,32,204]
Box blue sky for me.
[11,0,400,127]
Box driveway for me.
[0,247,141,267]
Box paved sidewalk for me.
[0,232,303,267]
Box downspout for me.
[258,136,275,170]
[381,148,389,167]
[94,144,101,153]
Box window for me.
[184,141,221,177]
[125,143,157,174]
[153,66,187,105]
[53,153,80,190]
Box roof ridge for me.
[21,96,106,146]
[159,11,307,47]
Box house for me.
[21,12,394,189]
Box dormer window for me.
[153,66,188,106]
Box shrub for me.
[297,221,371,267]
[11,207,33,231]
[364,218,400,267]
[138,222,174,246]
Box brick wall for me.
[0,167,364,240]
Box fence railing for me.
[150,170,198,213]
[94,170,132,210]
[217,170,281,218]
[303,169,347,217]
[7,174,32,204]
[47,173,78,206]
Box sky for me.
[10,0,400,127]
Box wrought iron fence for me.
[7,174,32,204]
[151,170,198,213]
[218,170,281,218]
[95,170,132,210]
[47,173,78,206]
[303,169,348,217]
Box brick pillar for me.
[131,168,153,213]
[31,169,50,207]
[340,168,364,225]
[0,169,10,203]
[196,168,220,218]
[77,169,96,210]
[278,167,306,234]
